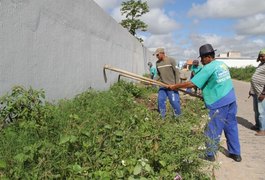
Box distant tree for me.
[120,0,149,42]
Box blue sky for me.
[94,0,265,61]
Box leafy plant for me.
[0,82,212,179]
[0,86,49,127]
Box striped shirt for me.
[250,62,265,95]
[156,57,180,84]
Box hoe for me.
[103,64,203,99]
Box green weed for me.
[0,82,211,179]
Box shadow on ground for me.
[218,116,253,159]
[237,116,255,130]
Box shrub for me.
[0,86,50,127]
[229,65,256,82]
[0,82,211,179]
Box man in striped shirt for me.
[154,48,181,119]
[249,49,265,136]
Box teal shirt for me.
[190,65,202,74]
[191,60,236,108]
[150,66,158,78]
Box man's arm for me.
[168,81,196,90]
[258,85,265,101]
[170,58,180,83]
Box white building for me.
[216,57,259,68]
[216,51,259,68]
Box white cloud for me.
[144,33,176,50]
[145,0,165,8]
[144,33,198,61]
[235,14,265,35]
[188,0,265,18]
[145,33,265,60]
[192,19,200,25]
[188,33,265,58]
[97,1,180,35]
[189,34,222,49]
[94,0,265,59]
[253,39,264,46]
[143,8,181,34]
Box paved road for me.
[214,80,265,180]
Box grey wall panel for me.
[0,0,156,100]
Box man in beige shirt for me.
[154,48,181,119]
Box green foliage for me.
[0,82,212,179]
[0,86,50,127]
[112,80,157,98]
[120,0,149,42]
[143,73,150,78]
[229,65,256,82]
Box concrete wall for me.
[0,0,155,100]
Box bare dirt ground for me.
[214,80,265,180]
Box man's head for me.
[182,63,187,69]
[154,48,165,60]
[199,44,216,65]
[192,60,199,66]
[258,49,265,62]
[148,62,152,67]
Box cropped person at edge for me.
[249,49,265,136]
[168,44,242,162]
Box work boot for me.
[228,154,242,162]
[255,130,265,136]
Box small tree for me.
[120,0,149,42]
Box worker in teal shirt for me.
[168,44,242,162]
[190,59,202,77]
[147,62,158,79]
[190,60,202,93]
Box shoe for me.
[250,125,259,131]
[255,130,265,136]
[229,154,242,162]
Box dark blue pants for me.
[205,101,241,156]
[158,87,181,118]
